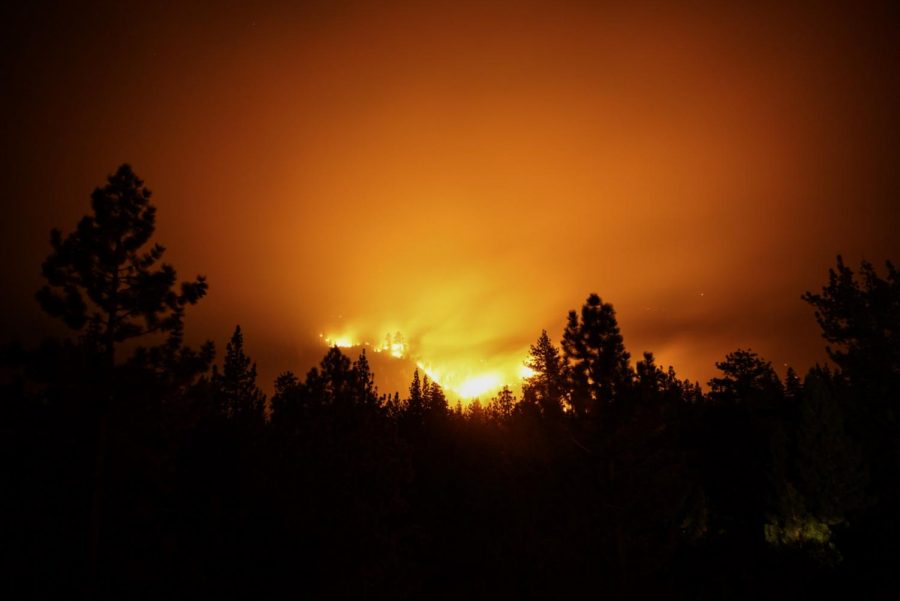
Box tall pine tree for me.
[37,164,207,363]
[523,330,566,418]
[213,325,265,423]
[35,164,208,591]
[561,294,633,419]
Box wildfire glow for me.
[416,362,443,385]
[373,333,408,359]
[321,329,531,402]
[457,374,502,399]
[321,332,409,359]
[412,362,502,399]
[322,334,356,349]
[419,363,505,400]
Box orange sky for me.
[2,0,899,397]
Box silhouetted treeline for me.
[3,166,899,599]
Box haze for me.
[2,0,898,396]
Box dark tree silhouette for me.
[804,256,900,566]
[488,385,516,419]
[13,211,900,600]
[212,325,265,423]
[522,330,566,418]
[36,164,207,363]
[784,366,803,399]
[407,368,425,420]
[636,351,667,402]
[270,370,303,426]
[31,164,209,595]
[794,369,866,530]
[320,345,354,405]
[351,349,379,409]
[284,346,382,412]
[635,351,696,412]
[561,293,633,418]
[802,256,899,384]
[423,377,449,416]
[708,348,782,404]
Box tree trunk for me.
[88,259,118,594]
[87,406,108,596]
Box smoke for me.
[2,0,899,396]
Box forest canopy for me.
[3,166,899,599]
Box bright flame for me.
[324,334,356,348]
[416,362,443,384]
[457,373,502,399]
[324,332,410,357]
[415,362,502,399]
[320,329,534,402]
[373,333,408,358]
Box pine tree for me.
[784,366,803,400]
[384,391,402,417]
[523,330,566,418]
[36,164,207,363]
[320,345,353,406]
[466,398,485,422]
[636,352,665,400]
[424,379,449,416]
[270,370,302,426]
[561,293,633,418]
[708,348,782,404]
[351,349,378,408]
[213,325,265,422]
[632,352,691,409]
[489,385,516,419]
[408,368,424,418]
[34,164,208,591]
[795,369,866,528]
[802,255,899,393]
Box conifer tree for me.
[408,368,424,417]
[561,294,633,418]
[784,366,803,400]
[708,349,782,404]
[351,349,378,408]
[320,345,353,406]
[36,164,207,363]
[795,369,866,528]
[34,164,209,590]
[424,379,448,415]
[384,391,402,417]
[489,385,516,419]
[802,255,899,393]
[523,330,566,418]
[270,370,302,425]
[636,351,666,403]
[213,325,265,422]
